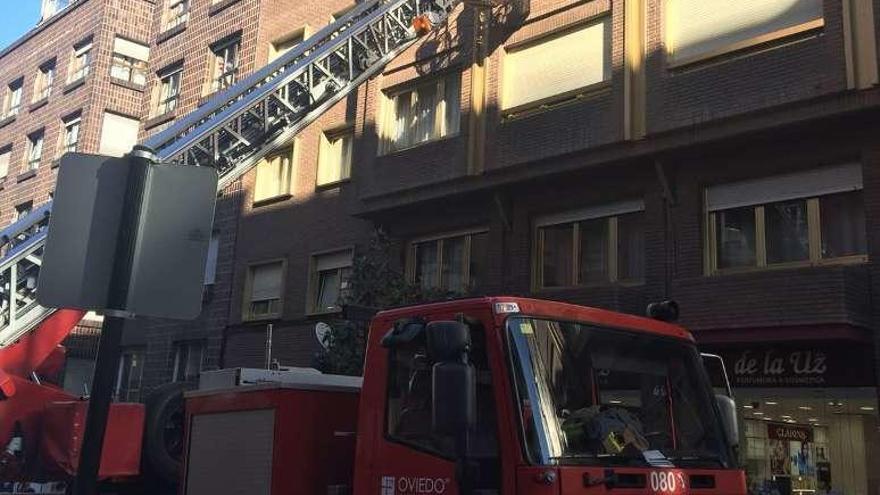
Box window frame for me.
[268,26,310,63]
[500,16,612,115]
[705,193,867,275]
[25,129,45,171]
[163,0,190,31]
[316,124,354,187]
[114,346,146,402]
[243,258,286,321]
[378,71,461,155]
[307,247,354,315]
[4,78,23,118]
[406,228,488,293]
[252,144,296,205]
[33,60,55,102]
[171,340,205,382]
[0,146,11,180]
[155,64,183,116]
[207,35,241,94]
[111,54,148,87]
[60,112,81,156]
[533,202,646,290]
[69,38,93,84]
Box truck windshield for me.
[507,316,732,468]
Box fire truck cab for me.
[182,297,746,495]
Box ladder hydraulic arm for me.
[0,0,462,355]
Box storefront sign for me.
[712,344,875,388]
[767,422,815,477]
[768,423,812,442]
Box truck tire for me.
[143,382,187,486]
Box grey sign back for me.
[38,152,218,320]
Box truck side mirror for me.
[426,321,476,435]
[715,394,739,449]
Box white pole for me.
[265,323,273,369]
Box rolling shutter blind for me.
[316,250,352,272]
[706,163,862,211]
[669,0,823,62]
[98,112,139,157]
[536,199,645,227]
[502,17,610,110]
[251,262,282,301]
[113,36,150,61]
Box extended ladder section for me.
[0,0,461,349]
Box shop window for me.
[386,325,498,465]
[706,164,866,274]
[535,201,645,289]
[155,63,183,116]
[60,112,81,156]
[317,126,353,186]
[110,36,149,87]
[114,347,145,402]
[172,340,204,382]
[3,78,22,119]
[244,260,284,320]
[667,0,823,66]
[409,230,488,294]
[502,17,610,113]
[68,37,92,84]
[33,59,55,102]
[379,73,460,154]
[308,249,352,314]
[207,35,241,94]
[269,27,307,62]
[26,130,45,171]
[163,0,189,31]
[253,146,294,204]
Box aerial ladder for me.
[0,0,524,482]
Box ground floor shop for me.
[707,338,879,495]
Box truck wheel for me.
[143,383,187,486]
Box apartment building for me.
[208,0,880,494]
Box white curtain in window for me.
[706,163,863,211]
[669,0,823,62]
[98,112,140,157]
[113,36,150,62]
[502,18,610,110]
[317,131,352,185]
[251,263,282,301]
[254,152,292,201]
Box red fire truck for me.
[181,297,745,495]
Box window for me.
[172,341,204,382]
[16,201,32,221]
[706,164,866,273]
[114,347,145,402]
[502,18,610,112]
[69,38,92,83]
[379,73,460,154]
[208,36,241,93]
[410,230,488,293]
[26,130,45,171]
[204,232,220,285]
[667,0,823,65]
[33,60,55,102]
[156,64,183,115]
[98,112,139,157]
[386,323,498,467]
[3,79,23,118]
[163,0,189,31]
[317,126,353,186]
[110,37,149,86]
[60,112,81,155]
[535,201,645,289]
[330,4,356,23]
[269,28,306,62]
[245,260,284,320]
[309,250,352,313]
[253,146,294,203]
[0,147,10,179]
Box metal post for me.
[265,323,273,369]
[74,146,156,495]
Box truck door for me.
[378,323,500,494]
